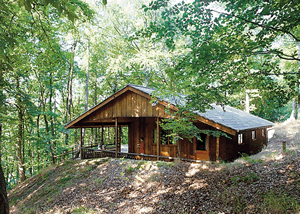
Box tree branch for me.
[207,8,300,42]
[252,50,300,61]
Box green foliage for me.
[140,0,300,123]
[72,206,96,214]
[124,164,135,173]
[156,161,175,168]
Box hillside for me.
[8,121,300,214]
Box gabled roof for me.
[65,84,274,134]
[128,84,274,132]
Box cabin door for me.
[195,134,209,160]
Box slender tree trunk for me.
[16,76,26,182]
[17,105,26,182]
[297,42,300,119]
[49,70,56,154]
[290,97,297,120]
[65,42,76,145]
[44,114,55,164]
[245,91,250,113]
[94,75,98,143]
[0,163,9,214]
[83,42,90,145]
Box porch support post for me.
[216,136,220,161]
[80,127,83,159]
[101,124,104,149]
[157,117,160,161]
[115,118,118,158]
[206,134,210,160]
[118,125,122,152]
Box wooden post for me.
[207,134,210,160]
[216,137,220,161]
[118,125,122,152]
[101,124,104,149]
[157,117,160,161]
[80,127,83,159]
[282,141,286,153]
[115,118,118,158]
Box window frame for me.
[252,130,256,140]
[238,134,243,145]
[196,133,207,151]
[153,128,178,145]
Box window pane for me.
[238,134,243,145]
[252,131,256,140]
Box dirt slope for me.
[8,121,300,214]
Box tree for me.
[0,0,94,198]
[140,0,300,117]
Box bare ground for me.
[8,121,300,214]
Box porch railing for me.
[82,148,181,162]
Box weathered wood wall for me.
[238,128,267,156]
[82,91,175,123]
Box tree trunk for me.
[245,91,250,113]
[65,42,76,145]
[17,105,26,182]
[0,163,9,214]
[85,43,90,112]
[83,42,90,144]
[297,42,300,119]
[16,76,26,182]
[44,114,55,164]
[290,97,297,120]
[49,70,56,155]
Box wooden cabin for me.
[65,84,274,162]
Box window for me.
[252,131,256,140]
[154,128,178,145]
[238,134,243,145]
[196,133,207,151]
[262,129,265,137]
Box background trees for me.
[140,0,300,119]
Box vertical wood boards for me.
[217,137,220,161]
[101,125,104,148]
[115,118,118,158]
[80,127,83,159]
[157,117,160,160]
[128,123,134,153]
[83,90,175,122]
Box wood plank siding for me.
[81,91,169,124]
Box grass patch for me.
[157,161,175,168]
[241,153,250,161]
[241,172,259,182]
[231,173,259,184]
[124,164,135,173]
[261,191,299,213]
[136,160,147,170]
[72,206,97,214]
[59,175,73,184]
[250,158,263,164]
